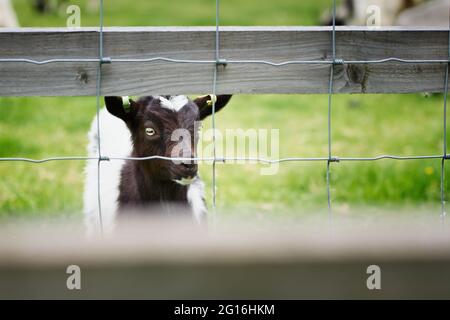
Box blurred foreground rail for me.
[0,217,449,299]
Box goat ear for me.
[104,96,137,122]
[194,95,232,120]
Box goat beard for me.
[173,177,196,186]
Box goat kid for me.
[84,95,232,235]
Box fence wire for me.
[0,0,449,233]
[1,57,449,66]
[96,0,105,235]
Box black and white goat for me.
[84,95,232,234]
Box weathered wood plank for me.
[0,27,448,96]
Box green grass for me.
[1,0,449,218]
[12,0,331,27]
[205,94,449,214]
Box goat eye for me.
[145,128,156,136]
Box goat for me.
[321,0,424,26]
[83,95,232,234]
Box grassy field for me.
[0,0,448,219]
[12,0,332,27]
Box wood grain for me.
[0,27,448,96]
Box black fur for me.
[104,95,232,215]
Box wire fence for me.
[0,0,449,234]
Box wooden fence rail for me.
[0,26,449,96]
[0,219,450,299]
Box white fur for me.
[84,105,206,235]
[187,177,207,223]
[174,177,195,186]
[159,95,188,112]
[83,107,131,236]
[0,0,19,27]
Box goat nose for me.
[180,155,196,165]
[181,161,198,172]
[181,162,196,168]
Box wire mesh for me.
[95,0,105,235]
[0,0,449,233]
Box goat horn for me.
[122,96,131,112]
[207,94,217,107]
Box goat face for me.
[104,95,232,184]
